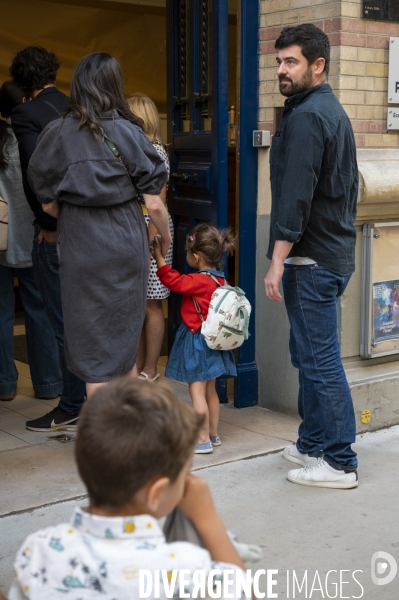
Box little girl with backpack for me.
[152,222,237,454]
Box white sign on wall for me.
[388,37,399,104]
[387,37,399,130]
[387,107,399,130]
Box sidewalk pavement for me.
[1,426,398,598]
[1,363,399,598]
[0,360,300,516]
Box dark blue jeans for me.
[0,264,62,398]
[32,226,85,414]
[282,264,358,472]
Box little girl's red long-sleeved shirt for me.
[156,265,226,333]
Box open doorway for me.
[0,0,172,369]
[1,0,241,384]
[0,0,169,120]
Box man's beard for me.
[279,67,313,97]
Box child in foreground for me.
[153,223,237,454]
[8,379,245,599]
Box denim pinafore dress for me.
[165,270,237,383]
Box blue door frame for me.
[234,0,259,408]
[167,0,259,408]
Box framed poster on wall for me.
[361,222,399,358]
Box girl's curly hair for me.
[186,222,236,269]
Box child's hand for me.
[150,235,167,269]
[178,474,216,525]
[178,474,245,570]
[151,235,162,258]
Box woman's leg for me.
[140,299,165,379]
[86,382,106,398]
[86,366,137,398]
[136,330,146,374]
[206,379,220,437]
[189,380,210,443]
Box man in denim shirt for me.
[11,46,85,431]
[265,24,359,489]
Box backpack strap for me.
[36,99,63,117]
[99,126,130,176]
[192,298,204,322]
[221,306,250,340]
[191,271,224,323]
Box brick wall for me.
[259,0,399,148]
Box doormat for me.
[14,335,28,364]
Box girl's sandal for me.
[138,372,160,382]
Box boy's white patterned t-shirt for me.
[9,508,245,599]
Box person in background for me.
[10,46,86,431]
[153,223,237,454]
[0,81,62,402]
[8,379,245,599]
[127,93,174,382]
[28,53,171,400]
[264,24,358,489]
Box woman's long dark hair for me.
[67,53,143,138]
[0,81,25,169]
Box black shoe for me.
[26,406,79,432]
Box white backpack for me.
[193,272,251,351]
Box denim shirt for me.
[0,123,34,268]
[267,84,358,276]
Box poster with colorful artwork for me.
[373,279,399,343]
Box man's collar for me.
[284,82,332,107]
[34,87,60,99]
[70,507,164,540]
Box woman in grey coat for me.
[28,53,171,398]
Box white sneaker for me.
[283,445,319,467]
[287,458,358,489]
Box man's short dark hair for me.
[10,46,61,94]
[275,24,330,75]
[75,378,203,510]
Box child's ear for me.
[146,477,170,512]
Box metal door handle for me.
[172,172,198,183]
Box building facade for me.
[1,0,398,427]
[255,0,399,431]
